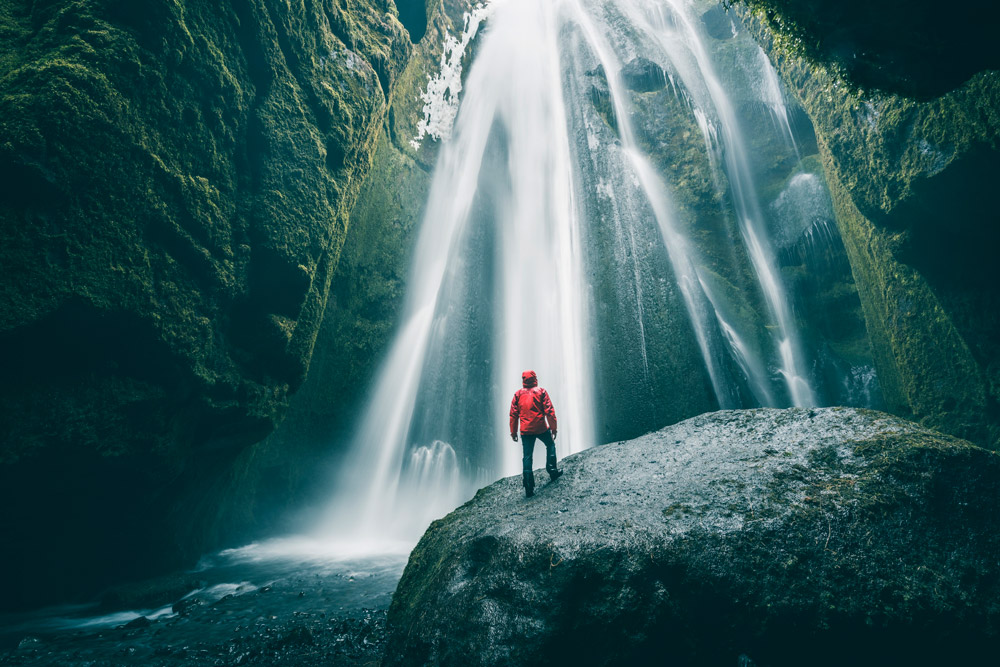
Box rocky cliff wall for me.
[0,0,413,610]
[205,0,476,545]
[736,5,1000,450]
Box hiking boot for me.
[523,470,535,497]
[546,455,563,481]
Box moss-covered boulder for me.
[0,0,411,610]
[385,408,1000,666]
[737,9,1000,450]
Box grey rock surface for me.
[385,408,1000,666]
[620,57,667,92]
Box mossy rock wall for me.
[207,0,477,540]
[0,0,412,610]
[739,8,1000,449]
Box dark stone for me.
[728,0,999,98]
[123,615,151,629]
[16,637,41,650]
[620,57,667,93]
[172,596,206,616]
[385,408,1000,666]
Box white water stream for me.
[620,0,817,407]
[315,0,829,545]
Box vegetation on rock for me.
[0,0,411,610]
[738,8,1000,450]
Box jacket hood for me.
[522,370,538,388]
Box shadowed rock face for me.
[0,0,411,610]
[620,57,667,93]
[727,0,998,99]
[385,408,1000,666]
[739,11,1000,452]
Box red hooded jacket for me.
[509,370,557,436]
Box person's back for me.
[509,370,562,497]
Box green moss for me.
[0,0,413,610]
[740,10,1000,449]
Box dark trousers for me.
[521,430,557,473]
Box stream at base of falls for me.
[0,541,409,666]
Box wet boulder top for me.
[385,408,1000,666]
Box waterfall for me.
[755,46,800,156]
[317,0,596,543]
[315,0,843,544]
[615,0,817,406]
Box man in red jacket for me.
[509,370,562,497]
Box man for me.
[509,370,562,497]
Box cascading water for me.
[314,0,866,545]
[614,0,817,407]
[1,1,894,652]
[755,46,800,155]
[317,0,598,543]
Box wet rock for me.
[620,57,667,92]
[701,5,735,40]
[172,596,206,616]
[16,636,41,650]
[385,408,1000,666]
[123,616,151,629]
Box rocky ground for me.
[384,408,1000,666]
[0,546,405,666]
[6,408,999,666]
[2,607,386,667]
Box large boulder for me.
[385,408,1000,666]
